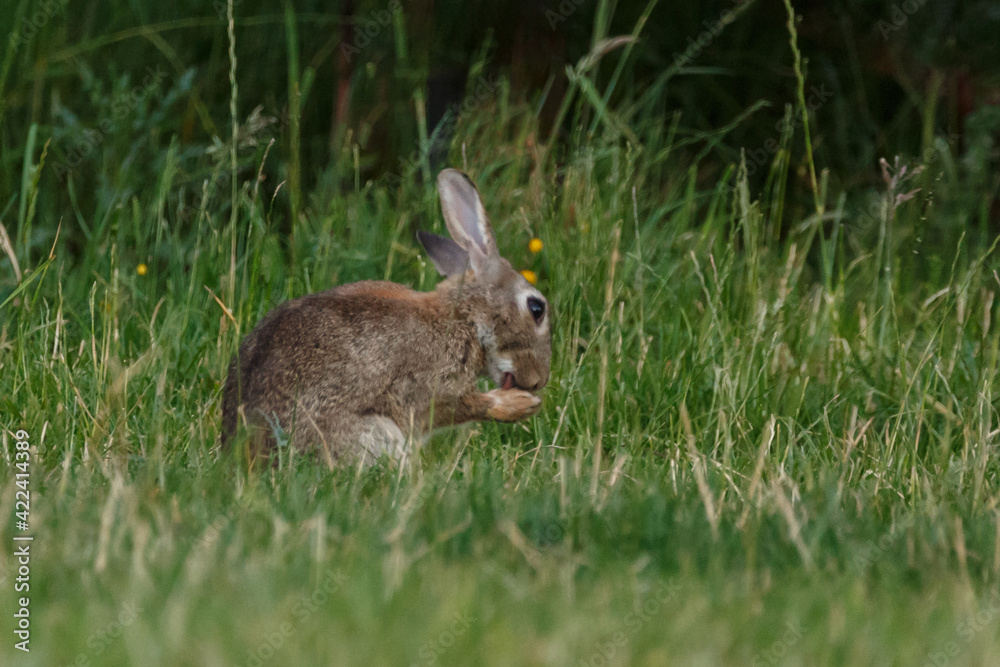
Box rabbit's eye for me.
[527,296,546,324]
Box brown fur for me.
[221,169,551,465]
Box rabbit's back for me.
[221,281,481,450]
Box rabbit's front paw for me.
[485,388,542,422]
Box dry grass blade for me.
[681,402,719,540]
[0,216,21,282]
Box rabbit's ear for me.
[437,169,499,275]
[417,231,469,277]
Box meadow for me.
[2,0,1000,665]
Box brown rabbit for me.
[221,168,551,465]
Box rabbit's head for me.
[419,169,551,393]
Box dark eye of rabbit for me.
[527,296,545,324]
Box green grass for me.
[3,2,1000,666]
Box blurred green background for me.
[3,0,999,266]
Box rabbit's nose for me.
[520,370,545,392]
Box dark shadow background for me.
[1,0,999,254]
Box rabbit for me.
[221,168,551,465]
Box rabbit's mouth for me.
[501,372,516,390]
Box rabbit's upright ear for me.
[437,169,500,276]
[417,231,469,277]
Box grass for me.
[3,1,1000,666]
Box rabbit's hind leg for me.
[354,415,409,466]
[292,411,409,468]
[289,410,409,467]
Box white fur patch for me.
[477,322,510,384]
[477,322,497,351]
[358,416,407,465]
[517,283,545,302]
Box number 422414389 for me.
[15,429,30,527]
